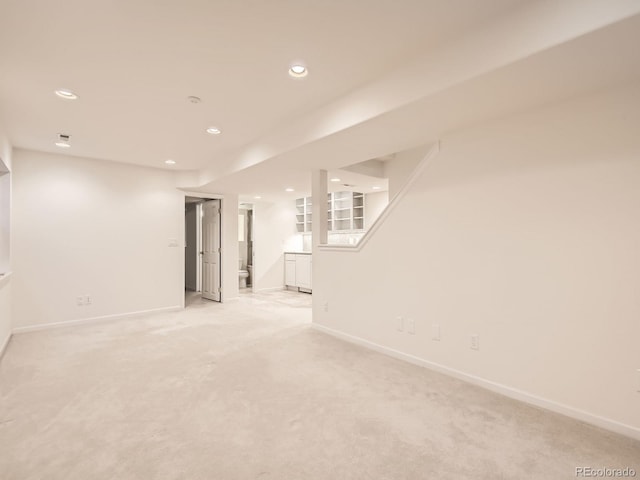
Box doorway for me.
[185,197,222,303]
[238,203,254,293]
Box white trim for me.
[0,332,11,359]
[255,286,287,293]
[181,190,223,200]
[312,323,640,441]
[12,306,182,334]
[318,141,440,253]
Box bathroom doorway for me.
[238,203,253,292]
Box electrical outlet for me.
[323,302,329,313]
[431,323,440,341]
[76,296,84,306]
[471,334,480,350]
[85,295,91,305]
[407,318,415,335]
[396,316,404,332]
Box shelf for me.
[299,192,366,233]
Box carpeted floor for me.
[1,290,638,479]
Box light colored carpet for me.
[1,290,638,480]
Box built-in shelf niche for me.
[297,191,366,233]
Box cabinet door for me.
[295,254,311,289]
[285,260,296,286]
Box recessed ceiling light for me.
[165,159,176,165]
[372,186,381,190]
[55,141,71,148]
[206,127,221,135]
[288,64,308,78]
[285,188,294,192]
[254,196,262,199]
[330,178,341,182]
[55,89,78,100]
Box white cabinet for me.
[285,255,297,286]
[296,254,311,290]
[284,253,312,292]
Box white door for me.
[202,200,221,301]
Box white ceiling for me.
[0,0,523,170]
[1,0,639,204]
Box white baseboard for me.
[0,332,11,359]
[256,286,288,293]
[12,306,183,335]
[312,323,640,441]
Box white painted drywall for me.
[364,191,388,230]
[252,199,301,291]
[11,149,185,329]
[384,146,426,199]
[184,203,198,291]
[221,195,239,301]
[0,130,12,353]
[313,85,640,436]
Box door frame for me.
[182,192,224,308]
[201,199,221,302]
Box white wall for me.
[364,191,388,230]
[384,146,425,199]
[12,149,185,329]
[253,199,300,291]
[184,203,197,291]
[221,195,239,301]
[313,85,640,438]
[0,129,12,354]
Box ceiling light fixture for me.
[285,188,294,192]
[206,127,221,135]
[55,89,78,100]
[288,64,308,78]
[254,196,262,200]
[372,186,381,190]
[330,178,341,182]
[165,159,176,165]
[55,133,71,148]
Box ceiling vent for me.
[55,133,71,148]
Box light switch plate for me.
[407,318,415,335]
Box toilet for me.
[238,259,249,288]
